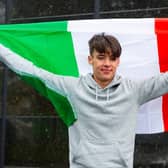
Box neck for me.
[92,75,113,88]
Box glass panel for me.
[6,117,68,167]
[0,0,5,23]
[11,0,94,19]
[134,133,168,167]
[7,70,56,116]
[101,0,168,18]
[0,62,3,116]
[101,0,168,11]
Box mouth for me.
[101,69,112,74]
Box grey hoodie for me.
[34,70,168,168]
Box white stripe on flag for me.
[68,19,164,133]
[68,18,155,34]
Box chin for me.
[103,74,114,79]
[102,77,113,82]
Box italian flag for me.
[0,18,168,134]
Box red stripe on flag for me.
[155,18,168,132]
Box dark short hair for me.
[88,33,122,58]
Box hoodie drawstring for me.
[95,86,110,101]
[106,88,109,101]
[96,86,98,101]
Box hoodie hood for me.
[84,73,122,101]
[85,73,122,89]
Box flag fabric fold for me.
[0,18,167,133]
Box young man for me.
[0,33,168,168]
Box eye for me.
[97,54,105,59]
[110,57,117,61]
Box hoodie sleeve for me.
[34,68,78,97]
[0,44,77,97]
[137,72,168,105]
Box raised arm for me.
[137,72,168,105]
[0,44,75,97]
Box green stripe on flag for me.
[0,21,79,126]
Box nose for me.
[103,58,111,66]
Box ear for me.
[88,55,93,65]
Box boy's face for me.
[88,49,120,88]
